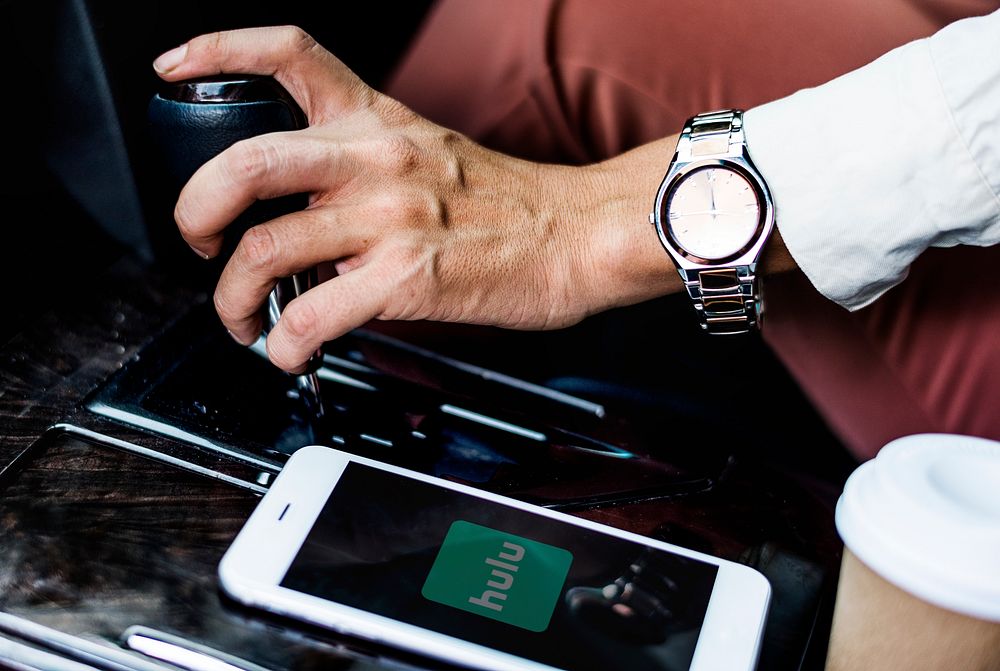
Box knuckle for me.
[397,192,444,227]
[173,200,197,239]
[372,189,444,232]
[213,288,238,324]
[384,135,422,177]
[439,129,463,147]
[400,199,427,225]
[266,338,299,371]
[390,244,420,273]
[383,237,430,281]
[373,189,407,220]
[281,301,321,341]
[226,139,278,186]
[188,31,225,58]
[280,26,317,55]
[239,225,279,273]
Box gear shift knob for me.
[149,75,324,418]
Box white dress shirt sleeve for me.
[744,9,1000,311]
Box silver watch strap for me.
[677,109,745,161]
[678,110,762,335]
[683,266,760,335]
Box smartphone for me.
[219,446,770,671]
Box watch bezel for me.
[653,157,774,269]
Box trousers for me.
[386,0,1000,459]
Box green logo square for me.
[421,520,573,632]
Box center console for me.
[0,263,842,670]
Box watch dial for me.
[665,167,760,261]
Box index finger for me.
[153,26,375,122]
[174,128,350,257]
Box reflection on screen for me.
[282,463,717,671]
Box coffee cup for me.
[825,434,1000,671]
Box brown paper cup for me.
[827,434,1000,671]
[825,550,1000,671]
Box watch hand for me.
[672,210,746,217]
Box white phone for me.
[219,446,770,671]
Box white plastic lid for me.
[836,433,1000,622]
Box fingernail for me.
[188,243,210,259]
[153,43,188,73]
[227,329,251,346]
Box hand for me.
[153,27,683,373]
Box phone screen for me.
[281,463,718,671]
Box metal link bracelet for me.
[680,110,760,335]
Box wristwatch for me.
[648,110,774,334]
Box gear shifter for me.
[148,75,324,421]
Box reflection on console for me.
[87,306,726,509]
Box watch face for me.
[665,166,761,261]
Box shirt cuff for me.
[744,16,1000,311]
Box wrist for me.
[577,135,684,312]
[545,125,796,327]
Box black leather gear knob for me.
[148,75,306,188]
[148,76,308,253]
[148,75,324,385]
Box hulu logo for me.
[468,540,525,611]
[422,520,573,632]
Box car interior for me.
[0,2,866,670]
